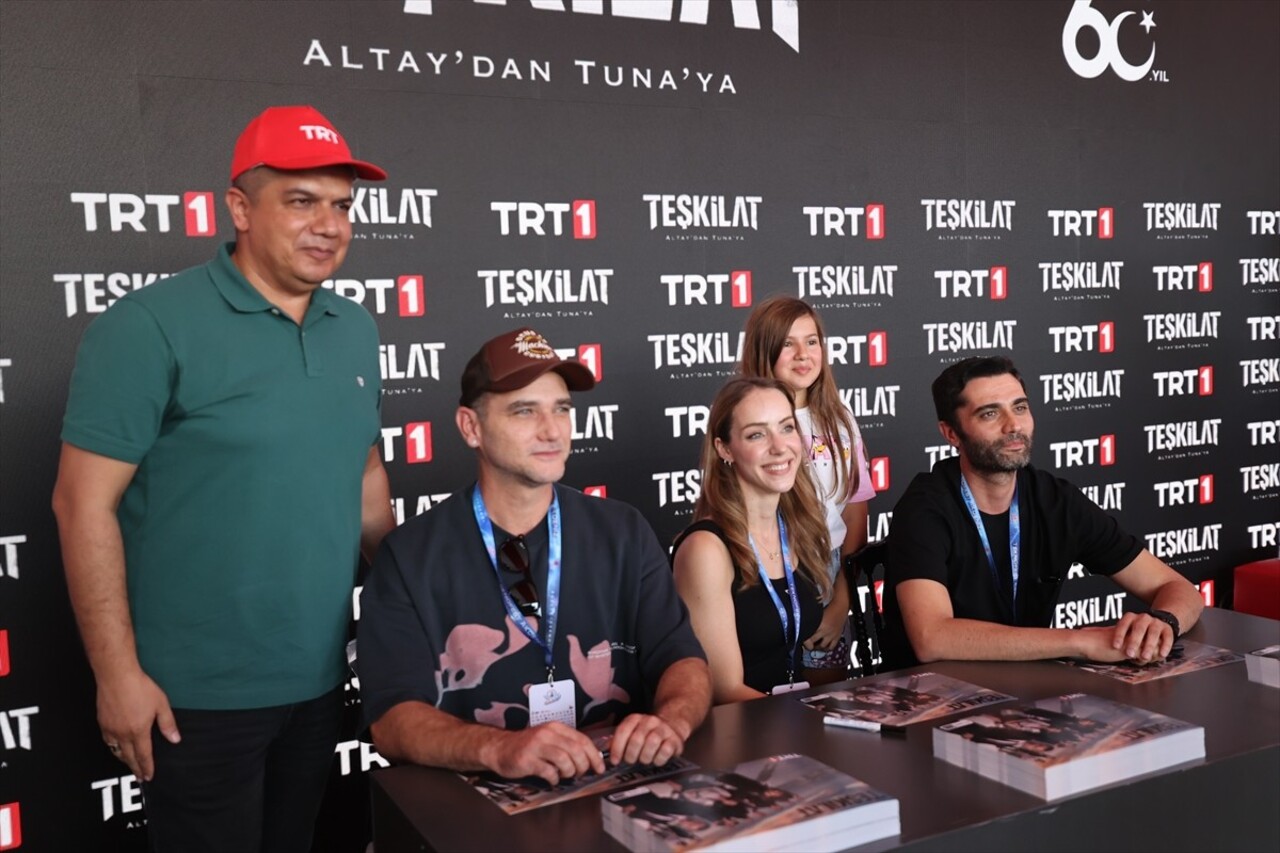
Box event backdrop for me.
[1,0,1277,849]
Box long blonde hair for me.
[741,295,858,502]
[692,377,832,597]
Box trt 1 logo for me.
[492,200,596,238]
[1050,435,1116,468]
[555,344,603,382]
[71,192,217,236]
[1153,475,1214,507]
[1047,207,1114,238]
[869,457,890,492]
[802,204,885,239]
[380,423,433,464]
[1,802,20,850]
[1153,366,1213,397]
[664,271,752,307]
[936,267,1007,300]
[325,276,426,316]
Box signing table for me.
[370,607,1280,852]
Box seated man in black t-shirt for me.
[358,328,711,784]
[882,356,1203,671]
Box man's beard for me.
[960,430,1033,473]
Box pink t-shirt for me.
[795,404,875,553]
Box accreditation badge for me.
[528,678,578,727]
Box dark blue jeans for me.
[143,687,342,853]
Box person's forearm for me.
[360,458,395,564]
[54,501,142,680]
[650,658,712,737]
[372,701,508,772]
[909,617,1089,664]
[1149,580,1205,634]
[840,502,869,557]
[827,571,851,616]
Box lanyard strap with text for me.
[959,475,1020,618]
[472,487,562,680]
[749,513,803,683]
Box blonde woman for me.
[672,377,832,703]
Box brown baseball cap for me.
[459,328,596,406]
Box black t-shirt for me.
[358,484,706,731]
[672,520,823,693]
[882,458,1143,670]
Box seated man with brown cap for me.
[359,328,712,784]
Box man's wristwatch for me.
[1148,609,1181,641]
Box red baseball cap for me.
[460,328,596,406]
[230,105,387,182]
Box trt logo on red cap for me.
[1197,580,1215,607]
[299,124,341,144]
[583,486,607,499]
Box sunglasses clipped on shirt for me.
[499,535,542,618]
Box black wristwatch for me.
[1149,609,1181,641]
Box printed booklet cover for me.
[1060,639,1242,684]
[1245,644,1280,688]
[461,729,696,815]
[932,692,1204,800]
[602,753,899,852]
[801,671,1014,727]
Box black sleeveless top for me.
[672,520,823,693]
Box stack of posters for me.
[1060,640,1242,683]
[602,753,899,851]
[801,672,1014,728]
[1245,644,1280,688]
[932,692,1205,800]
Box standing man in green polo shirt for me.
[52,105,396,853]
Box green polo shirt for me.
[62,243,382,709]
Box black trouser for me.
[143,687,342,853]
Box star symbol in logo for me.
[1140,10,1156,34]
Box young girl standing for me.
[740,295,876,683]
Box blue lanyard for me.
[749,513,803,683]
[959,476,1020,619]
[472,486,562,680]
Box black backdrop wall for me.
[1,1,1277,850]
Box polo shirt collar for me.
[211,242,341,318]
